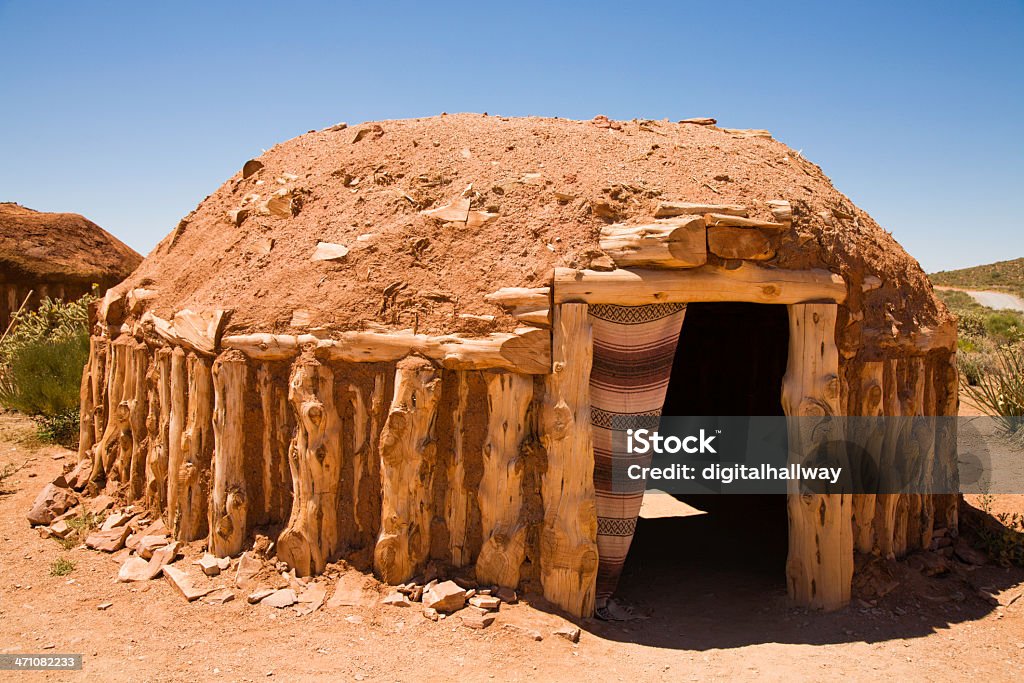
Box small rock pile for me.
[27,466,583,641]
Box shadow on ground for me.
[584,495,1023,651]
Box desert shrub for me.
[49,557,76,576]
[985,312,1024,343]
[962,343,1024,435]
[0,294,94,447]
[958,354,987,387]
[955,312,987,339]
[976,494,1024,567]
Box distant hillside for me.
[930,257,1024,298]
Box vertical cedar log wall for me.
[0,281,99,331]
[78,261,957,618]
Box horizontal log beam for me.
[599,217,707,268]
[484,287,552,327]
[222,328,552,374]
[654,201,747,219]
[553,264,847,305]
[703,213,789,230]
[862,323,957,355]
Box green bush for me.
[0,293,95,447]
[962,343,1024,435]
[985,312,1024,342]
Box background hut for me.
[75,114,958,618]
[0,203,142,329]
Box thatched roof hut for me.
[0,203,141,329]
[77,114,958,617]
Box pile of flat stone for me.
[381,578,520,631]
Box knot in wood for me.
[761,284,780,298]
[303,401,324,426]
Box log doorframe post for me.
[551,268,853,616]
[781,303,853,610]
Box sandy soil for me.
[1,411,1022,682]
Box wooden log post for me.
[445,372,473,567]
[475,372,533,589]
[874,358,905,559]
[209,352,250,557]
[277,357,344,576]
[257,363,292,525]
[933,353,959,531]
[539,303,599,617]
[374,357,443,584]
[166,347,187,534]
[851,361,885,554]
[145,349,171,512]
[77,343,97,465]
[176,354,214,541]
[782,303,853,611]
[88,338,109,457]
[91,340,129,483]
[123,344,150,500]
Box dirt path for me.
[935,286,1024,312]
[1,413,1022,682]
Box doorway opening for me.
[620,302,791,611]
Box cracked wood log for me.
[77,338,100,466]
[175,353,214,541]
[145,348,171,512]
[851,361,884,554]
[484,287,551,328]
[315,328,550,374]
[782,303,853,611]
[599,217,707,268]
[88,338,109,456]
[476,372,533,589]
[933,354,959,531]
[873,358,904,559]
[209,352,249,557]
[257,363,292,525]
[147,309,230,356]
[554,264,847,305]
[654,201,747,218]
[223,327,552,373]
[767,199,793,224]
[277,357,344,576]
[445,372,473,567]
[124,344,150,500]
[539,304,598,617]
[374,357,442,584]
[166,347,187,534]
[91,340,129,483]
[349,382,369,541]
[703,213,788,230]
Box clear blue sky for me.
[1,0,1021,272]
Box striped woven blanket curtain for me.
[589,303,687,603]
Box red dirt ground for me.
[1,409,1021,682]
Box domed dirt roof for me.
[0,203,142,284]
[114,114,950,338]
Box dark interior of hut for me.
[618,303,792,611]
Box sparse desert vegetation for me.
[931,257,1024,299]
[0,293,94,447]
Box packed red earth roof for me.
[0,203,141,283]
[112,113,949,337]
